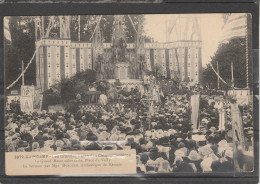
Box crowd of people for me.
[5,74,254,174]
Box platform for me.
[107,79,143,91]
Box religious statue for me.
[115,38,127,63]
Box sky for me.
[144,14,225,67]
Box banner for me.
[21,85,35,97]
[20,96,34,113]
[218,108,227,131]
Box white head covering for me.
[200,157,213,172]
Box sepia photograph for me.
[4,13,254,175]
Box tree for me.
[51,69,97,104]
[202,38,252,89]
[5,16,36,90]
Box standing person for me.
[89,83,97,92]
[143,72,149,92]
[89,83,97,103]
[108,83,116,103]
[114,79,122,89]
[10,100,16,113]
[99,92,108,106]
[130,88,136,111]
[15,99,21,114]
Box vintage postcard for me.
[4,14,254,175]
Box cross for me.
[66,63,68,67]
[65,53,68,58]
[56,63,60,68]
[48,63,51,68]
[80,55,83,59]
[88,63,91,69]
[48,53,50,58]
[57,73,60,78]
[56,53,59,58]
[88,54,91,59]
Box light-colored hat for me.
[200,157,213,172]
[198,145,213,157]
[175,149,186,157]
[188,150,201,161]
[225,150,233,159]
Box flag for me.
[220,13,247,43]
[4,16,11,42]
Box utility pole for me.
[231,61,234,89]
[22,60,24,86]
[78,15,81,41]
[217,61,220,89]
[35,17,37,41]
[41,16,45,38]
[245,14,249,89]
[165,15,168,42]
